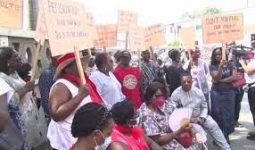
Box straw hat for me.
[54,52,91,79]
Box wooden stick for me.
[138,49,141,69]
[31,39,45,81]
[74,47,86,85]
[222,42,226,61]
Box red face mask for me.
[152,96,166,108]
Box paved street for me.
[208,93,255,150]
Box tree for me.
[181,7,221,19]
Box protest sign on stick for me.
[74,47,86,85]
[35,8,47,44]
[0,0,23,28]
[202,13,244,60]
[179,26,196,49]
[117,10,138,33]
[144,24,166,49]
[42,0,91,56]
[30,40,45,81]
[129,25,145,51]
[202,13,244,44]
[95,24,117,48]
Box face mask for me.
[152,96,166,108]
[94,131,111,150]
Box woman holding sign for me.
[209,47,237,143]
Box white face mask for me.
[94,131,111,150]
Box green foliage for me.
[168,39,180,48]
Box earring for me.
[7,63,10,67]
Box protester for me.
[17,63,32,82]
[209,47,237,143]
[0,47,47,150]
[156,58,166,81]
[110,100,162,150]
[226,43,245,127]
[38,54,58,123]
[0,77,24,150]
[140,50,158,100]
[139,82,206,150]
[170,73,230,150]
[90,52,125,109]
[165,49,185,96]
[86,57,97,76]
[239,52,255,140]
[70,102,114,150]
[182,49,209,100]
[113,50,142,109]
[47,52,101,150]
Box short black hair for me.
[180,72,192,80]
[114,50,121,63]
[0,47,17,74]
[111,101,134,125]
[71,102,112,138]
[95,52,108,69]
[168,49,180,61]
[144,82,168,104]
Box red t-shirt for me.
[114,65,142,109]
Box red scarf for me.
[62,73,103,104]
[114,124,143,140]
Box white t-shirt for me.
[90,71,125,109]
[245,59,255,84]
[0,78,14,103]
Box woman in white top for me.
[47,53,92,150]
[0,78,13,131]
[183,49,209,100]
[239,54,255,141]
[90,53,125,109]
[0,77,23,149]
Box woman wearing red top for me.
[113,51,142,109]
[109,100,162,150]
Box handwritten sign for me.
[95,25,117,48]
[202,13,244,44]
[42,0,91,56]
[129,25,145,51]
[35,8,47,43]
[145,24,166,48]
[117,10,138,33]
[179,26,196,49]
[85,12,98,47]
[0,0,23,28]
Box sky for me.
[75,0,251,26]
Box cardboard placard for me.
[0,0,23,28]
[86,12,98,47]
[129,25,145,51]
[117,10,138,33]
[179,26,196,49]
[42,0,91,56]
[202,13,244,44]
[95,24,117,48]
[144,24,166,48]
[35,8,47,43]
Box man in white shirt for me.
[170,73,231,150]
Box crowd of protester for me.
[0,42,255,150]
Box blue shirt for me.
[38,64,55,117]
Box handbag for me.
[231,73,246,88]
[176,130,193,148]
